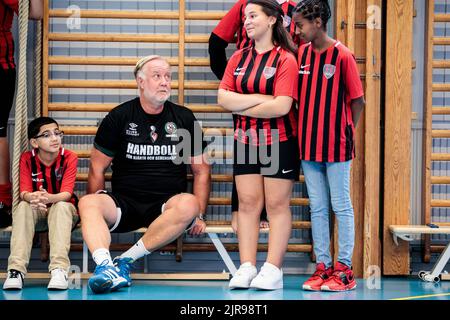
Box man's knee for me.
[174,193,199,220]
[78,194,102,219]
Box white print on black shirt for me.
[126,143,177,161]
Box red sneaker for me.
[321,261,357,292]
[302,263,334,291]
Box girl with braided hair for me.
[218,0,300,290]
[293,0,365,292]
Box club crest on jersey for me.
[126,123,140,136]
[263,67,277,79]
[150,126,158,143]
[54,167,64,180]
[323,64,336,80]
[165,122,178,138]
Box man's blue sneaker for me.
[113,257,134,287]
[88,262,128,294]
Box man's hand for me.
[189,218,206,236]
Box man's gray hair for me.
[134,55,170,79]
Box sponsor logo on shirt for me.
[299,64,311,75]
[323,64,336,80]
[150,126,158,143]
[126,142,177,161]
[263,67,277,79]
[165,122,178,138]
[234,67,247,76]
[126,123,140,136]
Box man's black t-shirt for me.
[94,98,206,199]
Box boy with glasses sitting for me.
[3,117,79,290]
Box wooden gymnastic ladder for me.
[422,0,450,263]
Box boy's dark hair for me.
[246,0,297,55]
[28,117,59,140]
[293,0,332,30]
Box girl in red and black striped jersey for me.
[211,0,303,231]
[0,0,44,227]
[3,117,79,290]
[218,0,299,291]
[209,0,302,80]
[293,0,365,292]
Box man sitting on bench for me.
[78,55,211,294]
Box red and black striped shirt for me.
[297,41,364,163]
[0,0,17,70]
[213,0,301,50]
[220,46,298,146]
[20,148,79,208]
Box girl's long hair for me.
[246,0,297,54]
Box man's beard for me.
[143,90,170,106]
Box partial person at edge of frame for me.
[0,0,45,227]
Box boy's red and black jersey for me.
[220,46,298,146]
[297,41,364,163]
[19,148,79,208]
[213,0,302,50]
[0,0,18,70]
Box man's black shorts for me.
[98,191,195,233]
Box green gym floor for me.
[1,275,449,301]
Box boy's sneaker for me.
[48,268,69,290]
[302,263,334,291]
[113,256,134,287]
[321,261,357,292]
[249,262,283,290]
[88,262,128,294]
[229,262,257,289]
[3,269,24,290]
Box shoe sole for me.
[250,284,283,291]
[89,275,128,294]
[110,280,130,292]
[48,285,68,290]
[2,286,22,291]
[302,285,321,291]
[229,284,250,290]
[88,278,113,294]
[321,284,357,292]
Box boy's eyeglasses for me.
[34,130,64,139]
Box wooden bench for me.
[390,225,450,282]
[2,221,311,280]
[0,224,268,280]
